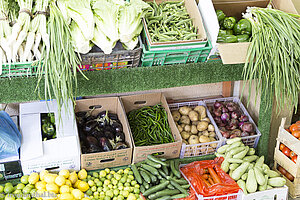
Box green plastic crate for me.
[141,40,212,67]
[0,61,41,79]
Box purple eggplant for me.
[112,122,123,133]
[115,142,127,150]
[83,120,98,133]
[86,135,99,146]
[99,137,113,152]
[115,132,125,143]
[87,144,102,153]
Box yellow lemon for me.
[69,187,74,193]
[44,174,57,184]
[55,175,66,187]
[68,172,78,185]
[71,189,84,200]
[46,183,59,194]
[77,169,87,180]
[65,180,72,187]
[59,170,70,179]
[82,198,90,200]
[40,170,49,181]
[35,181,47,190]
[60,185,70,194]
[77,181,89,192]
[59,193,74,200]
[73,180,81,189]
[28,172,40,184]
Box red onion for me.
[226,102,237,112]
[241,122,254,133]
[241,131,250,137]
[214,109,222,117]
[226,124,237,131]
[232,129,242,136]
[219,122,226,127]
[239,114,249,122]
[221,112,230,122]
[222,107,229,113]
[231,111,240,119]
[239,122,244,129]
[230,119,239,126]
[214,101,223,109]
[230,134,237,138]
[213,116,222,124]
[249,132,255,136]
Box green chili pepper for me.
[217,34,238,43]
[216,10,226,22]
[48,113,55,124]
[233,19,252,35]
[237,34,250,42]
[223,17,237,30]
[42,123,55,138]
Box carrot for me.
[201,176,211,186]
[202,174,209,180]
[208,177,215,185]
[208,167,221,184]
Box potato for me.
[209,137,218,148]
[179,106,191,115]
[181,131,190,140]
[190,125,198,134]
[180,115,190,125]
[180,124,186,128]
[188,110,199,122]
[199,135,210,143]
[188,135,199,145]
[209,131,216,138]
[177,125,183,133]
[184,124,191,132]
[198,132,203,137]
[182,139,189,145]
[207,124,215,132]
[200,144,208,153]
[172,110,181,122]
[192,121,200,126]
[201,117,211,123]
[194,105,206,120]
[202,130,209,137]
[197,121,209,131]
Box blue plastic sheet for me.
[0,111,22,160]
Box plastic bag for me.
[0,111,22,160]
[181,157,240,197]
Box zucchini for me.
[226,142,242,152]
[247,148,256,155]
[254,167,265,186]
[246,169,257,193]
[233,146,249,159]
[221,160,230,173]
[170,180,189,196]
[143,181,169,196]
[140,170,151,183]
[264,169,280,178]
[229,163,240,171]
[258,175,268,191]
[215,153,225,157]
[229,146,246,155]
[148,155,167,166]
[141,163,159,176]
[243,155,258,163]
[268,177,286,187]
[232,162,250,180]
[131,164,142,184]
[229,169,234,177]
[241,173,248,181]
[146,158,162,168]
[237,180,248,194]
[170,160,181,178]
[171,193,189,199]
[227,158,244,163]
[226,137,242,145]
[266,185,273,189]
[225,152,233,159]
[254,156,264,168]
[217,144,230,154]
[148,189,180,199]
[262,164,270,171]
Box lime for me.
[105,190,113,198]
[16,184,25,191]
[130,181,137,186]
[86,189,93,196]
[100,178,106,182]
[117,170,123,175]
[88,180,94,187]
[113,189,119,196]
[0,185,4,193]
[104,196,111,200]
[96,181,102,187]
[4,185,14,194]
[91,186,97,192]
[127,175,134,181]
[4,183,12,188]
[13,189,21,194]
[133,188,139,194]
[124,183,130,187]
[134,184,139,189]
[107,184,113,189]
[29,188,37,197]
[117,195,124,200]
[127,193,136,200]
[106,174,113,180]
[97,187,103,192]
[128,171,134,175]
[103,180,110,186]
[110,171,115,175]
[4,194,15,200]
[104,169,110,174]
[120,177,126,184]
[22,186,31,194]
[122,190,129,198]
[114,174,121,181]
[117,186,123,191]
[123,169,130,174]
[92,172,98,178]
[20,176,29,185]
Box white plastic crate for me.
[204,97,261,148]
[179,164,243,200]
[168,101,223,158]
[242,186,288,200]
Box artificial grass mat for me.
[0,61,243,104]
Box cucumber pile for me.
[216,137,286,194]
[131,155,190,200]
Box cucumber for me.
[158,169,167,178]
[226,137,242,145]
[180,184,190,189]
[146,158,162,168]
[221,160,230,173]
[243,155,258,163]
[247,148,256,155]
[170,180,189,196]
[237,180,248,195]
[232,162,250,180]
[217,144,230,154]
[233,146,249,159]
[173,178,188,185]
[254,167,265,186]
[140,185,145,193]
[246,169,257,193]
[143,181,169,196]
[167,184,175,189]
[171,193,189,199]
[131,164,142,184]
[148,155,167,166]
[140,170,151,183]
[148,189,180,199]
[141,163,159,176]
[156,196,171,200]
[143,181,150,189]
[140,168,157,183]
[174,160,180,171]
[162,165,169,176]
[170,160,181,178]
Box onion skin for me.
[214,101,223,109]
[241,122,254,133]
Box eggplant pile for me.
[75,110,127,154]
[209,101,256,139]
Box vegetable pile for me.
[145,1,198,42]
[216,137,286,194]
[285,120,300,140]
[171,105,218,156]
[76,110,128,154]
[127,104,174,146]
[131,155,191,199]
[216,10,252,43]
[208,101,256,139]
[279,142,298,164]
[41,113,56,141]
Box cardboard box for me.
[20,100,80,175]
[75,97,133,170]
[198,0,299,64]
[142,0,207,50]
[120,93,182,163]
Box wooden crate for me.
[274,161,300,198]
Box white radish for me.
[12,30,27,62]
[32,33,42,60]
[22,31,35,62]
[17,43,25,61]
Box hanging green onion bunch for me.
[242,5,300,112]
